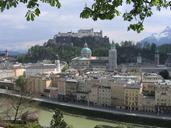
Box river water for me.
[0,96,158,128]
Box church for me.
[71,43,117,71]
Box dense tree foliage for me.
[159,70,170,79]
[50,109,71,128]
[13,76,28,123]
[0,0,171,32]
[0,0,61,21]
[81,0,171,32]
[17,36,171,64]
[17,36,110,63]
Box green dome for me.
[81,47,92,54]
[81,43,92,57]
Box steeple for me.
[108,43,117,71]
[111,43,116,49]
[84,42,88,48]
[154,47,159,65]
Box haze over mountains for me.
[1,26,171,56]
[140,26,171,45]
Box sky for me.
[0,0,171,51]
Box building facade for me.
[155,80,171,114]
[108,45,117,71]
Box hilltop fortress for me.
[55,28,103,38]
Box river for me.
[0,96,159,128]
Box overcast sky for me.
[0,0,171,51]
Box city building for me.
[141,73,163,96]
[124,81,141,111]
[89,84,99,106]
[57,78,66,100]
[25,63,61,77]
[138,94,155,112]
[155,80,171,114]
[76,79,91,103]
[137,53,142,64]
[43,87,58,99]
[165,53,171,67]
[154,48,160,66]
[111,80,125,109]
[26,75,52,94]
[65,79,78,101]
[98,79,111,107]
[108,44,117,71]
[71,43,108,70]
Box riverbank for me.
[0,89,171,127]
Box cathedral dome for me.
[81,43,92,58]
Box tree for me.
[12,76,28,123]
[0,0,171,32]
[50,109,71,128]
[0,0,61,21]
[159,70,170,79]
[81,0,171,33]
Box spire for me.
[138,52,141,56]
[84,42,88,48]
[85,2,87,7]
[155,48,159,54]
[111,43,116,49]
[56,54,59,60]
[5,49,8,57]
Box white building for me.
[137,53,142,64]
[155,80,171,107]
[108,44,117,71]
[25,63,61,77]
[154,49,160,65]
[56,28,103,38]
[98,79,111,107]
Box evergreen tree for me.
[159,70,170,79]
[50,109,71,128]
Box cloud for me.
[0,0,171,49]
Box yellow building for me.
[138,94,155,112]
[14,68,25,77]
[57,78,66,100]
[89,84,99,106]
[141,73,163,95]
[26,75,52,94]
[124,82,140,111]
[111,80,125,108]
[155,80,171,113]
[65,79,78,101]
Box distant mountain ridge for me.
[0,50,26,57]
[140,26,171,45]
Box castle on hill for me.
[55,28,103,38]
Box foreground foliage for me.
[50,109,72,128]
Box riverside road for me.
[0,88,171,121]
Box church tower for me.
[137,53,142,64]
[154,48,159,66]
[55,54,61,73]
[108,44,117,71]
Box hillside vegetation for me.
[17,36,171,64]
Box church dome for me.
[81,43,92,58]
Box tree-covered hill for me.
[17,36,110,63]
[17,35,171,65]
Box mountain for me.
[8,51,26,56]
[0,50,26,57]
[141,26,171,45]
